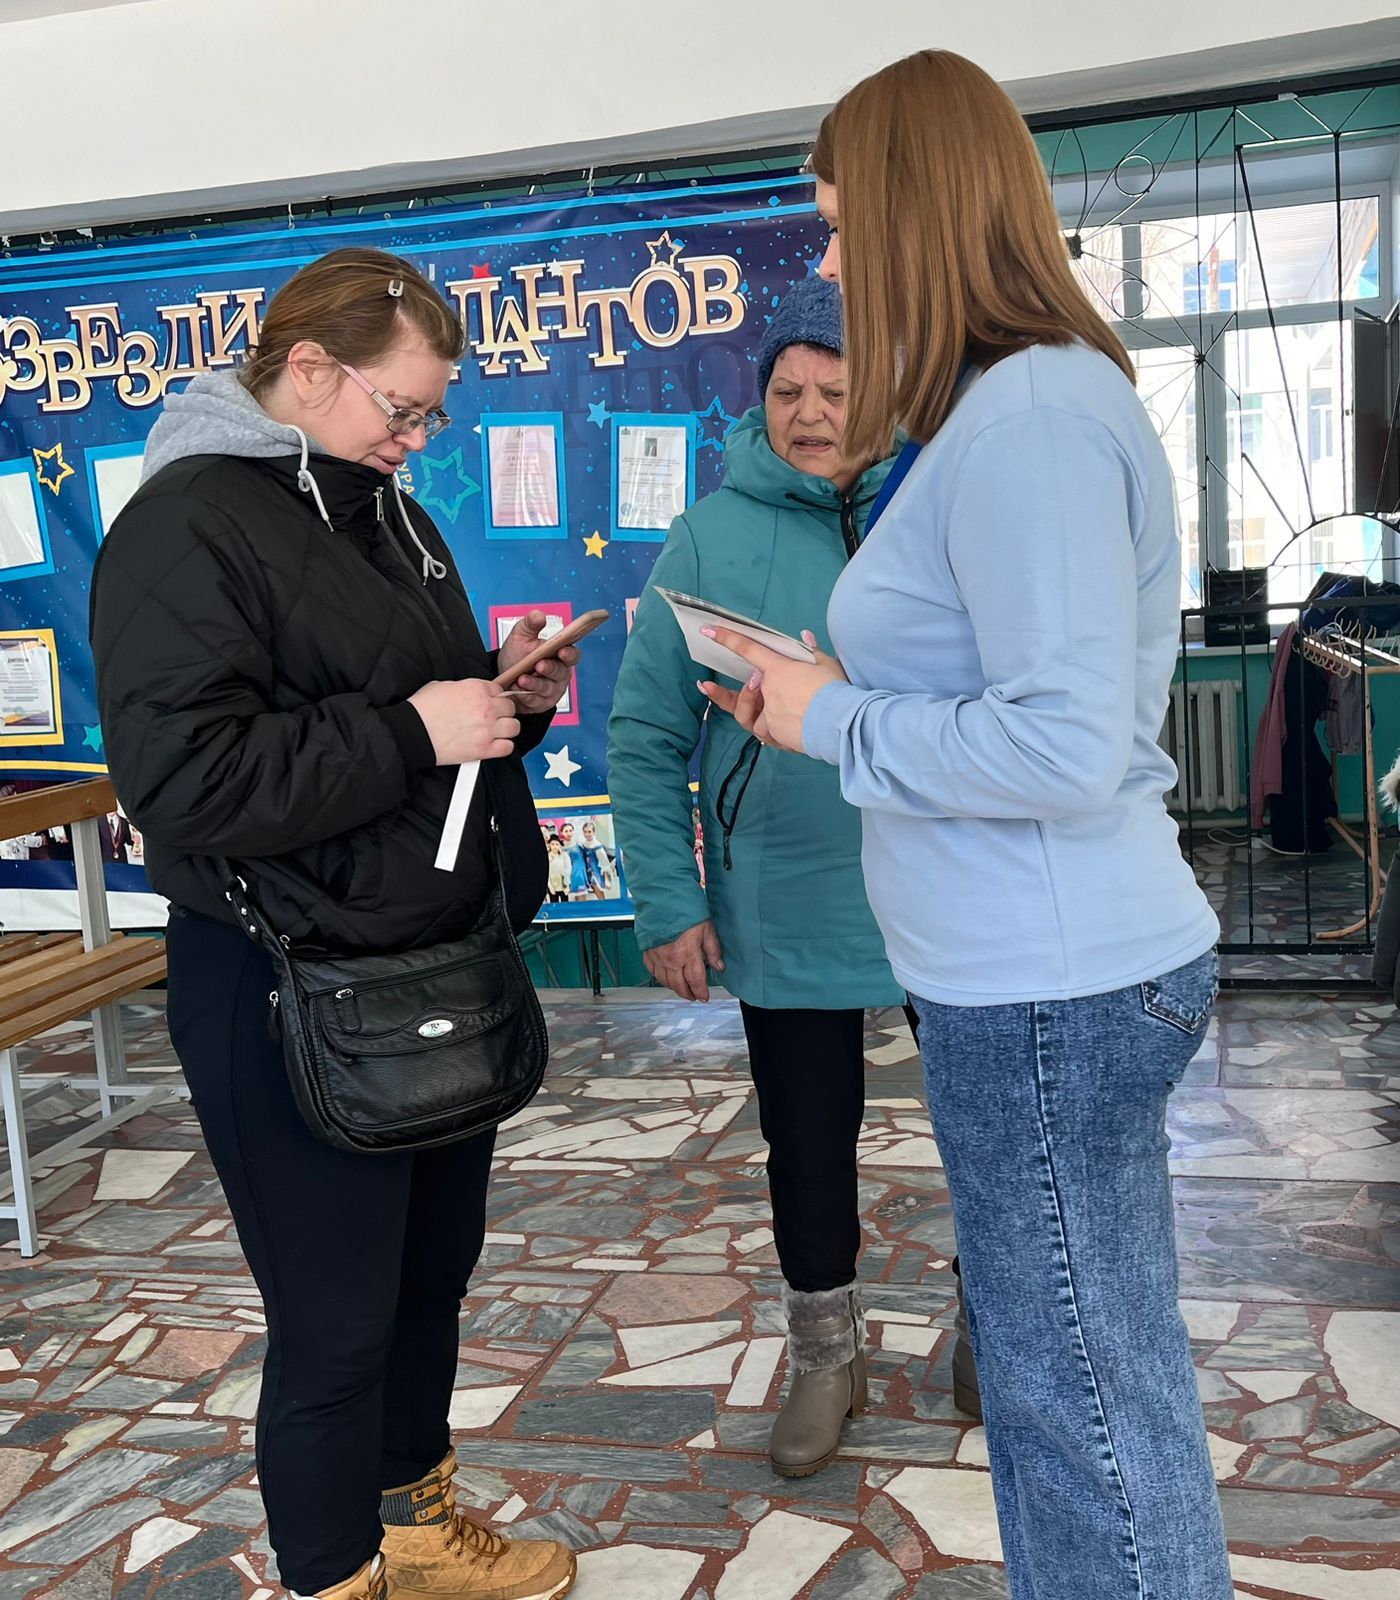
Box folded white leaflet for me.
[655,587,816,681]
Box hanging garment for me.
[1324,671,1366,756]
[1250,624,1297,830]
[1302,575,1400,638]
[1270,644,1337,854]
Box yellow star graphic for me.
[583,530,609,559]
[32,443,74,497]
[644,230,683,271]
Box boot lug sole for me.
[391,1559,577,1600]
[770,1445,839,1479]
[769,1401,863,1479]
[522,1572,577,1600]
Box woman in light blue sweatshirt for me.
[701,50,1230,1600]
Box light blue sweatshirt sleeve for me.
[802,408,1140,820]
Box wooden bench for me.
[0,779,168,1255]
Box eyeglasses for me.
[337,361,451,440]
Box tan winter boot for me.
[380,1451,576,1600]
[770,1282,868,1478]
[294,1554,388,1600]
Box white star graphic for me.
[543,745,582,787]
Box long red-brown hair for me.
[812,50,1134,459]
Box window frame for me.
[1074,171,1396,598]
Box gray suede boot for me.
[770,1282,867,1478]
[951,1255,983,1420]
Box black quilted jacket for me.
[90,451,550,953]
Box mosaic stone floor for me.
[1193,834,1392,983]
[0,989,1396,1599]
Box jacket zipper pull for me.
[374,486,385,524]
[267,989,280,1040]
[840,494,860,560]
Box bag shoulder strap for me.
[219,857,287,952]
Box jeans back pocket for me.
[1141,951,1219,1035]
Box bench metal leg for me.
[0,1086,173,1203]
[0,1048,37,1258]
[91,1001,127,1119]
[74,812,131,1121]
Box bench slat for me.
[0,935,132,999]
[0,933,82,968]
[0,944,167,1053]
[0,940,162,1028]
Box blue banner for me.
[0,170,817,928]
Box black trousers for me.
[739,1003,871,1294]
[165,910,496,1595]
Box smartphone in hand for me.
[493,609,610,690]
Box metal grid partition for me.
[1176,591,1400,989]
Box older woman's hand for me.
[697,627,847,753]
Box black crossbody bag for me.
[222,805,548,1154]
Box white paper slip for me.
[434,760,481,873]
[655,587,816,682]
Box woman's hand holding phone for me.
[495,609,608,715]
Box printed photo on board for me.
[538,813,622,903]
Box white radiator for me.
[1160,681,1243,815]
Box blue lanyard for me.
[864,360,972,533]
[866,439,922,531]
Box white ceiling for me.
[0,3,1395,234]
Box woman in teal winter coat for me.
[610,279,966,1477]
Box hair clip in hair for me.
[387,278,405,298]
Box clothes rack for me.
[1297,631,1400,940]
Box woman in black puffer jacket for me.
[91,248,578,1600]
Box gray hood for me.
[139,370,447,584]
[141,371,321,482]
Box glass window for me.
[1225,518,1269,573]
[1133,344,1203,606]
[1227,393,1266,459]
[1137,198,1380,321]
[1067,224,1128,319]
[1240,198,1380,310]
[1312,521,1336,570]
[1310,386,1334,460]
[1222,322,1358,604]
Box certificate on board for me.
[87,442,147,539]
[0,463,51,580]
[0,633,59,738]
[616,422,689,532]
[487,423,561,528]
[610,413,695,544]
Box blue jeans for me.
[911,952,1231,1600]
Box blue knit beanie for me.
[756,278,844,398]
